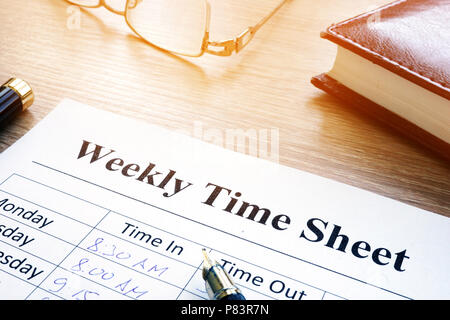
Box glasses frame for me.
[65,0,289,57]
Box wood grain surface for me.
[0,0,449,217]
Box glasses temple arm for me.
[254,0,290,33]
[206,0,290,56]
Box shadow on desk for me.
[305,92,450,216]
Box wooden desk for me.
[0,0,449,217]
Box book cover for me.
[311,0,450,160]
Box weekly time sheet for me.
[0,99,448,300]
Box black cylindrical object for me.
[0,78,34,128]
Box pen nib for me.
[202,248,214,269]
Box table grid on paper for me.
[0,172,408,300]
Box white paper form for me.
[0,99,448,300]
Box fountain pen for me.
[202,249,246,300]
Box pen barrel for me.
[0,86,23,128]
[204,265,243,300]
[220,292,246,300]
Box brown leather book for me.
[311,0,450,161]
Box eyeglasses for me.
[65,0,289,57]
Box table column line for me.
[175,247,211,300]
[25,210,112,299]
[175,258,205,300]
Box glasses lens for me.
[126,0,208,56]
[66,0,100,6]
[105,0,126,12]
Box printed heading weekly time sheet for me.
[0,99,448,300]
